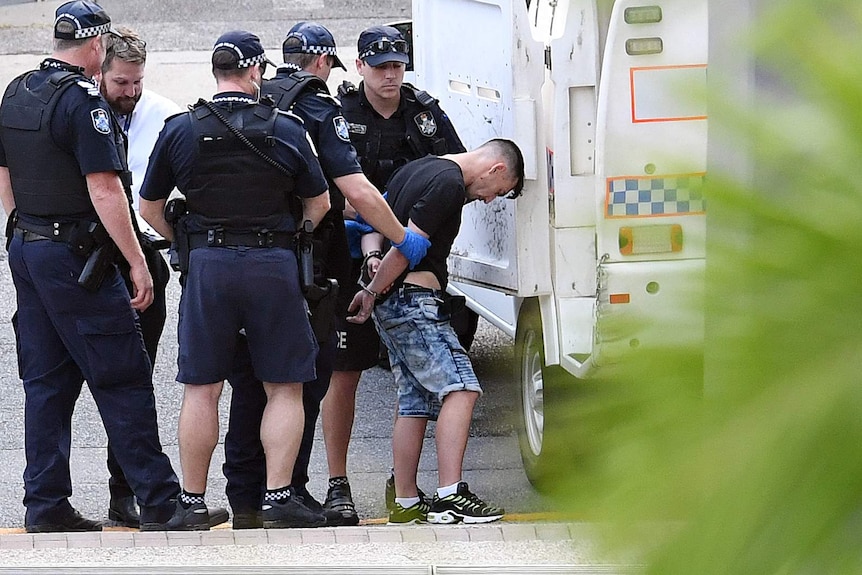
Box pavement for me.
[0,1,634,572]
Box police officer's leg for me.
[108,247,170,525]
[292,329,337,491]
[13,281,86,524]
[10,240,94,529]
[177,380,224,494]
[224,332,267,526]
[53,268,179,524]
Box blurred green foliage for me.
[540,1,862,573]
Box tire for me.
[514,298,560,489]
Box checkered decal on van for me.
[606,174,705,218]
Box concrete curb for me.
[0,522,580,550]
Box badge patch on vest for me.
[414,111,437,137]
[348,122,367,135]
[90,109,111,135]
[333,116,351,142]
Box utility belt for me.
[13,218,107,256]
[12,216,118,292]
[186,228,297,251]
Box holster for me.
[4,208,17,250]
[77,237,117,292]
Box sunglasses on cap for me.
[360,37,408,59]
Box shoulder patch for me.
[332,116,351,142]
[90,108,111,135]
[414,111,437,137]
[347,122,367,135]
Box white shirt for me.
[117,89,182,234]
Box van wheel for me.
[514,299,560,489]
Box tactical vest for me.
[337,81,465,191]
[0,69,95,217]
[261,69,329,112]
[184,100,298,232]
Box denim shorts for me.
[372,286,482,420]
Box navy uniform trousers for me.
[107,245,171,500]
[8,234,179,525]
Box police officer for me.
[0,0,179,533]
[320,24,467,520]
[140,30,332,530]
[222,21,432,528]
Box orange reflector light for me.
[619,224,683,255]
[610,293,631,304]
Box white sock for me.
[395,496,420,509]
[436,481,461,499]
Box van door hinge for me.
[544,46,552,70]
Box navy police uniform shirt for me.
[270,67,364,183]
[140,92,328,204]
[0,59,124,177]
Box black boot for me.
[108,495,140,528]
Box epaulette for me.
[402,82,437,108]
[314,92,341,107]
[277,108,305,125]
[75,78,101,98]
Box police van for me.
[404,0,708,485]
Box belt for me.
[399,283,444,298]
[187,229,296,250]
[14,222,76,243]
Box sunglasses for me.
[360,37,408,59]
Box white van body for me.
[410,0,708,481]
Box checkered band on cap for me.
[284,31,338,56]
[213,41,266,68]
[55,15,111,39]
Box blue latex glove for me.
[344,218,375,259]
[392,229,430,269]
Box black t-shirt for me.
[386,155,465,290]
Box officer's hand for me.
[128,262,155,312]
[392,229,430,269]
[347,289,375,324]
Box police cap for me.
[357,25,409,67]
[212,30,276,70]
[283,21,346,71]
[54,1,112,40]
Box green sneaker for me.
[385,473,428,512]
[387,498,430,525]
[427,482,504,524]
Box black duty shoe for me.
[385,473,428,512]
[427,481,504,524]
[324,482,360,526]
[108,495,140,528]
[139,500,229,531]
[262,492,326,529]
[231,511,263,530]
[26,509,103,533]
[293,485,344,527]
